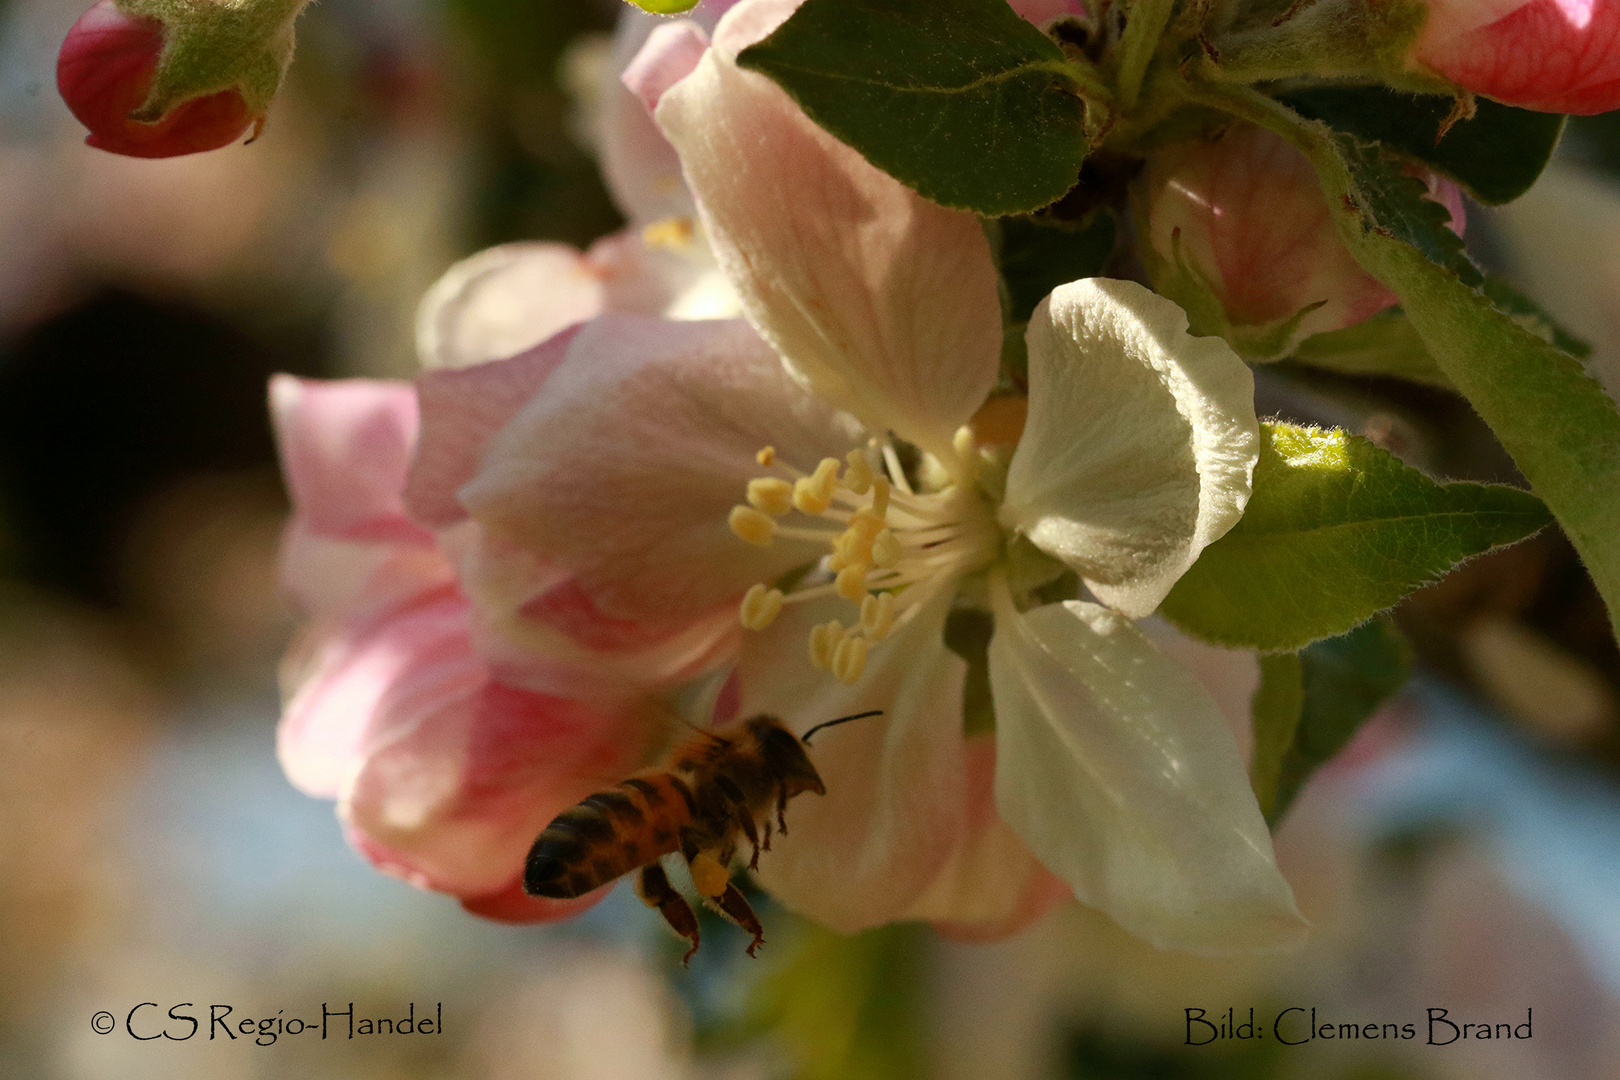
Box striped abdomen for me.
[524,773,695,899]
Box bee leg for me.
[775,785,790,835]
[713,884,767,957]
[687,850,766,957]
[761,818,773,854]
[636,864,700,965]
[736,808,761,871]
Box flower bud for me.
[1140,124,1464,355]
[57,0,302,158]
[1413,0,1620,115]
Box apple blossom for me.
[454,0,1305,950]
[1141,123,1465,356]
[57,0,305,158]
[415,11,742,372]
[414,0,1088,371]
[269,363,735,923]
[1414,0,1620,115]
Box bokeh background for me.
[4,0,1620,1077]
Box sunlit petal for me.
[1001,279,1258,618]
[655,20,1002,463]
[988,591,1307,952]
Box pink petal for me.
[448,521,743,698]
[740,592,967,933]
[286,585,661,897]
[1143,126,1399,336]
[460,314,859,624]
[405,325,582,528]
[905,736,1071,939]
[459,874,612,924]
[279,583,469,800]
[622,22,710,113]
[415,243,605,371]
[1007,0,1087,24]
[269,375,430,545]
[657,8,1003,464]
[1418,0,1620,114]
[343,673,656,897]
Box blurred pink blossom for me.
[1142,124,1465,346]
[1415,0,1620,114]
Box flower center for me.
[727,428,1000,684]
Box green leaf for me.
[1290,309,1451,387]
[1333,133,1482,286]
[737,0,1092,214]
[1186,82,1620,643]
[1482,275,1593,359]
[998,213,1115,323]
[1161,422,1553,651]
[1249,652,1304,821]
[1253,620,1414,826]
[1278,86,1565,206]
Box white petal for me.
[415,243,606,371]
[988,589,1306,952]
[655,30,1002,464]
[1001,279,1259,617]
[739,590,966,932]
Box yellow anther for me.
[850,508,885,541]
[728,505,776,547]
[756,446,777,467]
[870,527,902,569]
[953,424,977,460]
[793,475,832,515]
[811,457,841,495]
[872,476,891,518]
[843,449,875,494]
[829,529,864,572]
[809,620,843,669]
[642,216,696,251]
[835,563,870,602]
[832,632,869,684]
[860,591,896,639]
[747,477,794,516]
[740,583,784,630]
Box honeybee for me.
[524,711,879,962]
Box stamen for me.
[860,592,896,639]
[843,449,875,494]
[835,563,869,602]
[881,443,914,495]
[747,477,794,517]
[732,441,996,687]
[872,476,891,518]
[642,216,696,251]
[832,632,868,684]
[740,584,784,630]
[809,619,843,669]
[870,528,901,569]
[729,506,775,546]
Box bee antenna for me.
[800,710,883,744]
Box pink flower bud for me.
[1415,0,1620,115]
[1142,124,1465,344]
[57,0,257,158]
